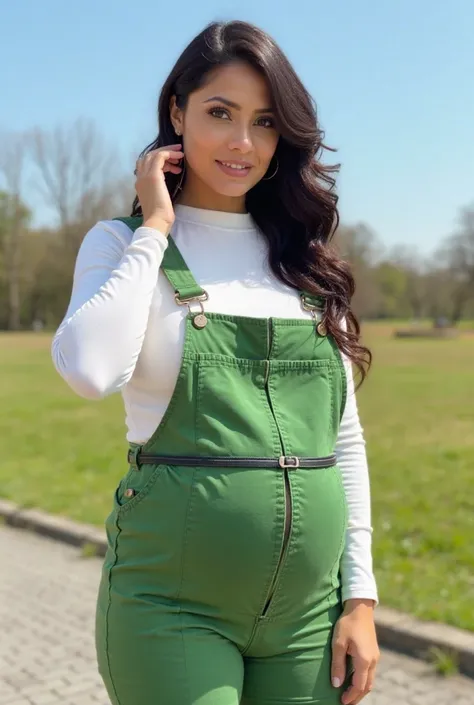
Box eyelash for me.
[208,107,275,129]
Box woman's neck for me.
[176,175,247,214]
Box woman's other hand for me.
[331,598,380,704]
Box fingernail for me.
[332,677,341,688]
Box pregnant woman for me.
[52,19,380,705]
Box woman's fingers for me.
[341,654,376,704]
[135,146,184,176]
[163,163,183,175]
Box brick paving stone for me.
[1,523,474,705]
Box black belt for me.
[127,451,337,469]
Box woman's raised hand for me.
[135,145,184,236]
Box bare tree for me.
[423,262,453,321]
[29,118,126,247]
[0,133,30,330]
[75,174,135,228]
[389,244,426,319]
[334,223,384,318]
[438,205,474,323]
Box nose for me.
[228,125,253,154]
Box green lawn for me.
[1,326,473,631]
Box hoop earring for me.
[263,157,279,181]
[172,159,186,198]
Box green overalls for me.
[95,216,350,705]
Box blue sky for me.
[2,0,473,254]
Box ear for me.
[169,95,183,136]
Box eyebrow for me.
[203,95,273,113]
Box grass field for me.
[1,325,473,631]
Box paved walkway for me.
[1,524,473,705]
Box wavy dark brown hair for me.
[132,20,371,386]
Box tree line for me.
[1,120,473,331]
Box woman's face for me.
[170,61,279,208]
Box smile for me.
[216,160,253,177]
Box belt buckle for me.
[278,456,300,469]
[128,446,142,470]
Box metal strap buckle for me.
[128,446,142,470]
[174,291,209,306]
[300,294,324,322]
[174,290,209,328]
[278,456,300,469]
[300,293,323,312]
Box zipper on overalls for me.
[259,317,294,619]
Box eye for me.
[255,116,275,129]
[209,107,231,120]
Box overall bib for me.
[95,217,350,705]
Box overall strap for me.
[114,216,206,302]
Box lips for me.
[218,160,253,169]
[215,160,253,178]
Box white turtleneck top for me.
[51,205,379,606]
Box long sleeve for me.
[335,354,379,605]
[51,220,168,399]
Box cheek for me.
[183,121,221,167]
[182,135,223,187]
[256,134,279,170]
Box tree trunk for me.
[6,197,22,330]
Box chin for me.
[210,179,259,198]
[217,186,250,198]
